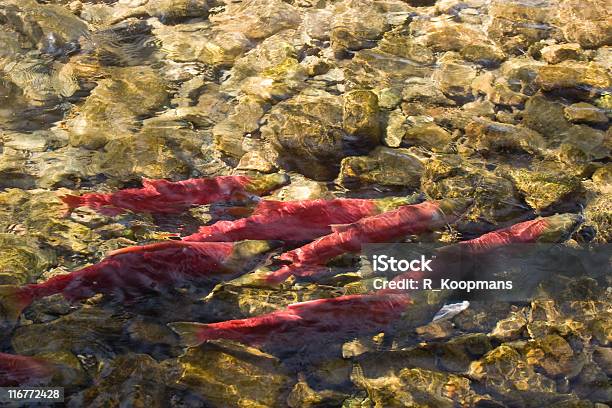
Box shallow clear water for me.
[0,0,610,406]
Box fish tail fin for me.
[0,286,33,327]
[168,322,208,347]
[59,194,84,213]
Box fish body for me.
[267,199,471,283]
[170,292,412,347]
[0,352,55,386]
[183,196,417,243]
[386,213,584,289]
[0,240,275,325]
[61,173,289,215]
[170,214,582,348]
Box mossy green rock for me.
[176,340,289,407]
[71,353,171,407]
[342,90,381,147]
[262,90,346,180]
[464,118,545,155]
[67,67,169,149]
[0,234,55,285]
[421,155,523,224]
[506,168,583,212]
[337,146,423,189]
[0,189,99,253]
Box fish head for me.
[245,173,290,195]
[537,213,583,243]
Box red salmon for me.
[170,214,581,348]
[0,240,276,325]
[61,173,289,215]
[266,198,471,283]
[183,196,418,243]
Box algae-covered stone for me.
[154,22,250,67]
[535,62,611,94]
[557,0,612,49]
[13,307,128,357]
[525,335,583,378]
[432,59,477,99]
[564,103,609,125]
[210,0,301,41]
[337,146,423,189]
[0,234,55,285]
[469,344,557,396]
[0,189,99,253]
[213,96,269,159]
[425,333,493,373]
[345,38,433,89]
[384,109,408,147]
[540,43,584,64]
[487,0,556,54]
[92,121,202,181]
[240,57,307,102]
[491,309,528,341]
[464,118,545,155]
[286,377,346,408]
[353,365,495,408]
[522,95,572,140]
[402,78,456,106]
[421,155,524,224]
[69,353,171,408]
[505,168,583,212]
[403,123,453,152]
[330,0,388,56]
[67,67,169,149]
[342,90,381,147]
[176,340,289,407]
[262,90,347,180]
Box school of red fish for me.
[0,174,582,385]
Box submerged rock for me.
[0,189,99,253]
[0,234,55,285]
[557,0,612,49]
[524,334,584,378]
[540,43,584,64]
[353,365,497,407]
[534,62,611,95]
[468,344,557,403]
[337,146,423,190]
[463,118,545,156]
[67,67,169,149]
[176,340,289,407]
[504,167,584,212]
[564,103,609,125]
[421,155,524,224]
[68,353,172,408]
[342,90,381,147]
[261,90,347,180]
[12,307,128,357]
